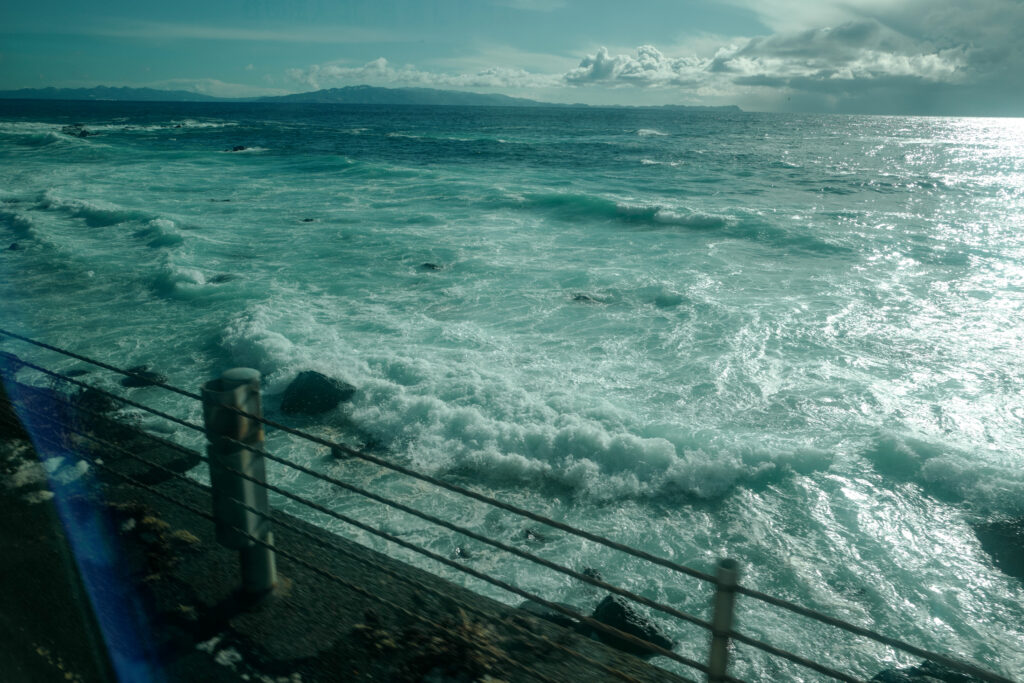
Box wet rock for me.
[589,595,673,658]
[870,660,985,682]
[518,600,579,630]
[581,567,604,582]
[522,528,547,544]
[121,365,169,388]
[280,371,356,415]
[972,518,1024,580]
[73,387,119,416]
[62,124,95,138]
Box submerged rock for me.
[62,124,95,138]
[871,660,985,682]
[972,518,1024,580]
[522,528,547,544]
[280,371,356,415]
[589,595,673,658]
[121,365,169,388]
[73,387,120,415]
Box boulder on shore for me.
[280,371,356,415]
[589,595,673,658]
[871,660,985,682]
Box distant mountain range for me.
[0,86,222,102]
[0,84,741,111]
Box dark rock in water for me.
[121,365,169,388]
[871,660,985,682]
[280,370,356,415]
[420,262,442,271]
[301,218,315,223]
[582,567,604,583]
[61,124,95,138]
[972,518,1024,580]
[522,528,547,544]
[73,387,119,415]
[590,595,673,658]
[518,600,579,630]
[7,243,21,251]
[227,145,247,152]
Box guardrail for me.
[0,327,1012,683]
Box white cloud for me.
[148,78,289,98]
[715,21,967,85]
[565,45,709,86]
[563,20,966,94]
[287,57,561,91]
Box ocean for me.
[1,100,1022,680]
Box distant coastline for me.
[0,84,742,111]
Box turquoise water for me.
[2,101,1023,680]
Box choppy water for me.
[2,100,1023,680]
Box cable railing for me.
[0,327,1013,683]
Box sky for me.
[1,0,1023,115]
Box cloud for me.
[713,21,967,86]
[564,45,709,86]
[287,57,560,91]
[148,78,288,98]
[564,19,966,95]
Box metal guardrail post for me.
[708,558,739,682]
[201,368,277,595]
